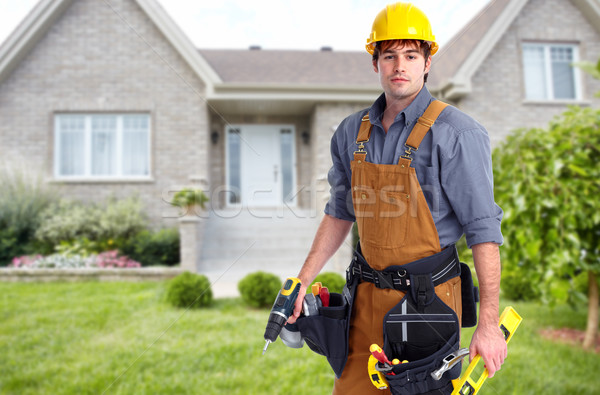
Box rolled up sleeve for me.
[324,125,355,222]
[441,128,503,248]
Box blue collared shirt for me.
[324,87,503,249]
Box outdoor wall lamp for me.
[211,131,219,145]
[301,131,310,145]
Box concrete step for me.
[197,207,352,298]
[200,207,319,261]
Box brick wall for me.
[457,0,600,147]
[310,102,371,215]
[0,0,209,227]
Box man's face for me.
[373,41,431,105]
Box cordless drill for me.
[262,277,302,355]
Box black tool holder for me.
[348,244,478,395]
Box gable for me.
[0,0,220,90]
[429,0,600,100]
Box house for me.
[428,0,600,145]
[1,0,599,294]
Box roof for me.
[428,0,513,90]
[0,0,221,91]
[200,48,381,115]
[0,0,380,114]
[428,0,528,99]
[428,0,600,100]
[199,48,379,87]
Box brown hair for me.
[372,40,431,83]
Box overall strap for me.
[402,100,449,162]
[354,114,372,161]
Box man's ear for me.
[373,60,379,73]
[424,56,432,74]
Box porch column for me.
[178,216,203,272]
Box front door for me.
[226,124,296,207]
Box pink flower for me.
[94,250,141,268]
[10,255,42,268]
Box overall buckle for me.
[401,144,418,161]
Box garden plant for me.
[493,104,600,350]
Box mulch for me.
[539,327,600,353]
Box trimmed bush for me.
[166,272,213,308]
[238,272,281,308]
[311,272,346,294]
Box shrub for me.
[500,267,542,301]
[120,228,180,266]
[312,272,346,294]
[54,237,108,258]
[166,272,213,308]
[34,200,97,250]
[238,272,281,308]
[35,196,148,252]
[94,196,148,241]
[0,168,57,265]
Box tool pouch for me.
[296,287,354,378]
[460,262,479,328]
[382,273,461,395]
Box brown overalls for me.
[333,100,462,395]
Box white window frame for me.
[53,113,152,181]
[522,42,583,102]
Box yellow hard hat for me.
[366,2,439,56]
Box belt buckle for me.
[349,261,363,284]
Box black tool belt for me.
[347,244,460,292]
[343,244,480,394]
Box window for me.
[54,114,150,179]
[227,128,241,204]
[280,129,295,203]
[522,43,581,101]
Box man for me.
[288,3,507,394]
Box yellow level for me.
[451,306,523,395]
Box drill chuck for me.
[263,312,288,342]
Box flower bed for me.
[3,250,184,282]
[0,266,185,282]
[11,250,142,269]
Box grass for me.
[0,282,598,395]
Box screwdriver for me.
[262,277,302,355]
[319,286,330,307]
[370,343,393,365]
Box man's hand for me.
[469,322,507,378]
[286,215,353,325]
[287,284,307,324]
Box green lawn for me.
[0,282,598,394]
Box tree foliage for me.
[493,105,600,305]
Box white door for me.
[226,125,296,207]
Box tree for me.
[575,59,600,98]
[493,105,600,350]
